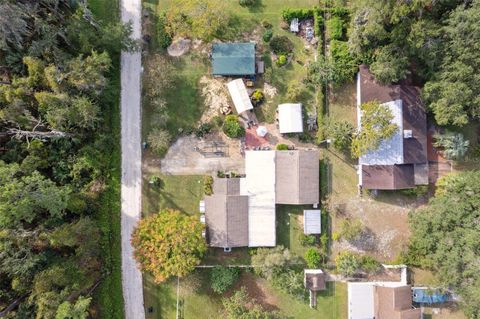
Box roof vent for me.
[404,130,413,139]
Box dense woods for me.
[0,0,133,317]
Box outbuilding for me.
[212,43,256,76]
[278,103,304,134]
[227,79,254,114]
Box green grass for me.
[277,205,312,259]
[273,282,348,319]
[142,174,205,216]
[89,0,124,318]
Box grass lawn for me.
[142,174,205,216]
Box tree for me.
[433,131,469,160]
[306,58,337,86]
[251,246,297,280]
[370,44,410,84]
[55,296,91,319]
[351,100,398,158]
[336,251,360,276]
[269,36,294,54]
[271,269,305,300]
[326,119,355,151]
[222,287,286,319]
[147,128,171,156]
[408,171,480,317]
[164,0,228,41]
[423,1,480,126]
[131,210,207,283]
[304,248,322,269]
[223,115,245,138]
[0,161,70,228]
[210,267,241,293]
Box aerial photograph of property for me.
[1,0,480,319]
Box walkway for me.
[120,0,145,318]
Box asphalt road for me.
[120,0,145,318]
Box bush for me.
[299,234,315,246]
[281,8,314,23]
[326,119,355,151]
[313,9,324,37]
[251,89,264,103]
[252,246,297,280]
[330,40,358,84]
[195,122,212,138]
[305,248,322,268]
[339,218,363,242]
[332,231,341,241]
[285,81,302,101]
[336,251,360,276]
[276,54,287,66]
[212,115,224,128]
[271,270,305,300]
[239,0,256,7]
[262,20,272,29]
[157,13,172,49]
[326,16,344,40]
[223,115,245,138]
[361,255,382,274]
[210,266,241,294]
[263,29,273,42]
[204,175,214,195]
[270,36,294,54]
[433,131,469,160]
[400,185,429,197]
[147,128,171,156]
[320,233,328,253]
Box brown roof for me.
[362,165,415,190]
[213,177,241,195]
[275,150,320,204]
[359,65,427,164]
[205,177,248,248]
[374,285,421,319]
[359,65,428,190]
[304,271,326,291]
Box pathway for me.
[120,0,145,318]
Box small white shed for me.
[227,79,254,114]
[303,209,321,234]
[278,103,304,134]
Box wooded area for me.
[0,0,133,317]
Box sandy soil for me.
[120,0,145,318]
[200,76,231,122]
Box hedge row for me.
[281,6,349,23]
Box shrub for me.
[332,231,341,241]
[262,20,272,29]
[336,251,360,276]
[251,89,264,103]
[269,36,294,54]
[285,81,302,100]
[157,13,172,49]
[149,175,162,187]
[223,115,245,138]
[210,266,241,293]
[361,255,382,274]
[320,233,328,253]
[239,0,256,7]
[330,40,358,84]
[204,175,214,195]
[313,9,324,37]
[252,246,297,280]
[327,119,355,151]
[212,115,224,128]
[195,122,212,138]
[276,54,287,66]
[281,8,314,23]
[305,248,322,268]
[147,128,171,156]
[263,29,273,42]
[326,16,343,40]
[400,185,429,197]
[299,234,315,246]
[339,218,363,242]
[271,270,305,300]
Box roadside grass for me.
[142,174,205,216]
[88,1,124,318]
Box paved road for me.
[120,0,145,318]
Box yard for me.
[144,269,347,319]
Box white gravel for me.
[120,0,145,318]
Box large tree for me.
[132,210,207,283]
[408,171,480,317]
[351,100,398,158]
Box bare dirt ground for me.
[199,76,231,122]
[167,38,191,57]
[229,272,279,312]
[151,132,245,175]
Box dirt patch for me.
[200,76,231,122]
[167,38,192,57]
[263,83,278,98]
[230,272,279,312]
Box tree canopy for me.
[407,171,480,317]
[132,210,207,283]
[351,100,398,158]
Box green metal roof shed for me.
[212,43,255,76]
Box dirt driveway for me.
[151,132,245,175]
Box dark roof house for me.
[357,65,428,190]
[212,43,255,76]
[374,285,422,319]
[204,178,249,248]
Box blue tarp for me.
[412,288,449,304]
